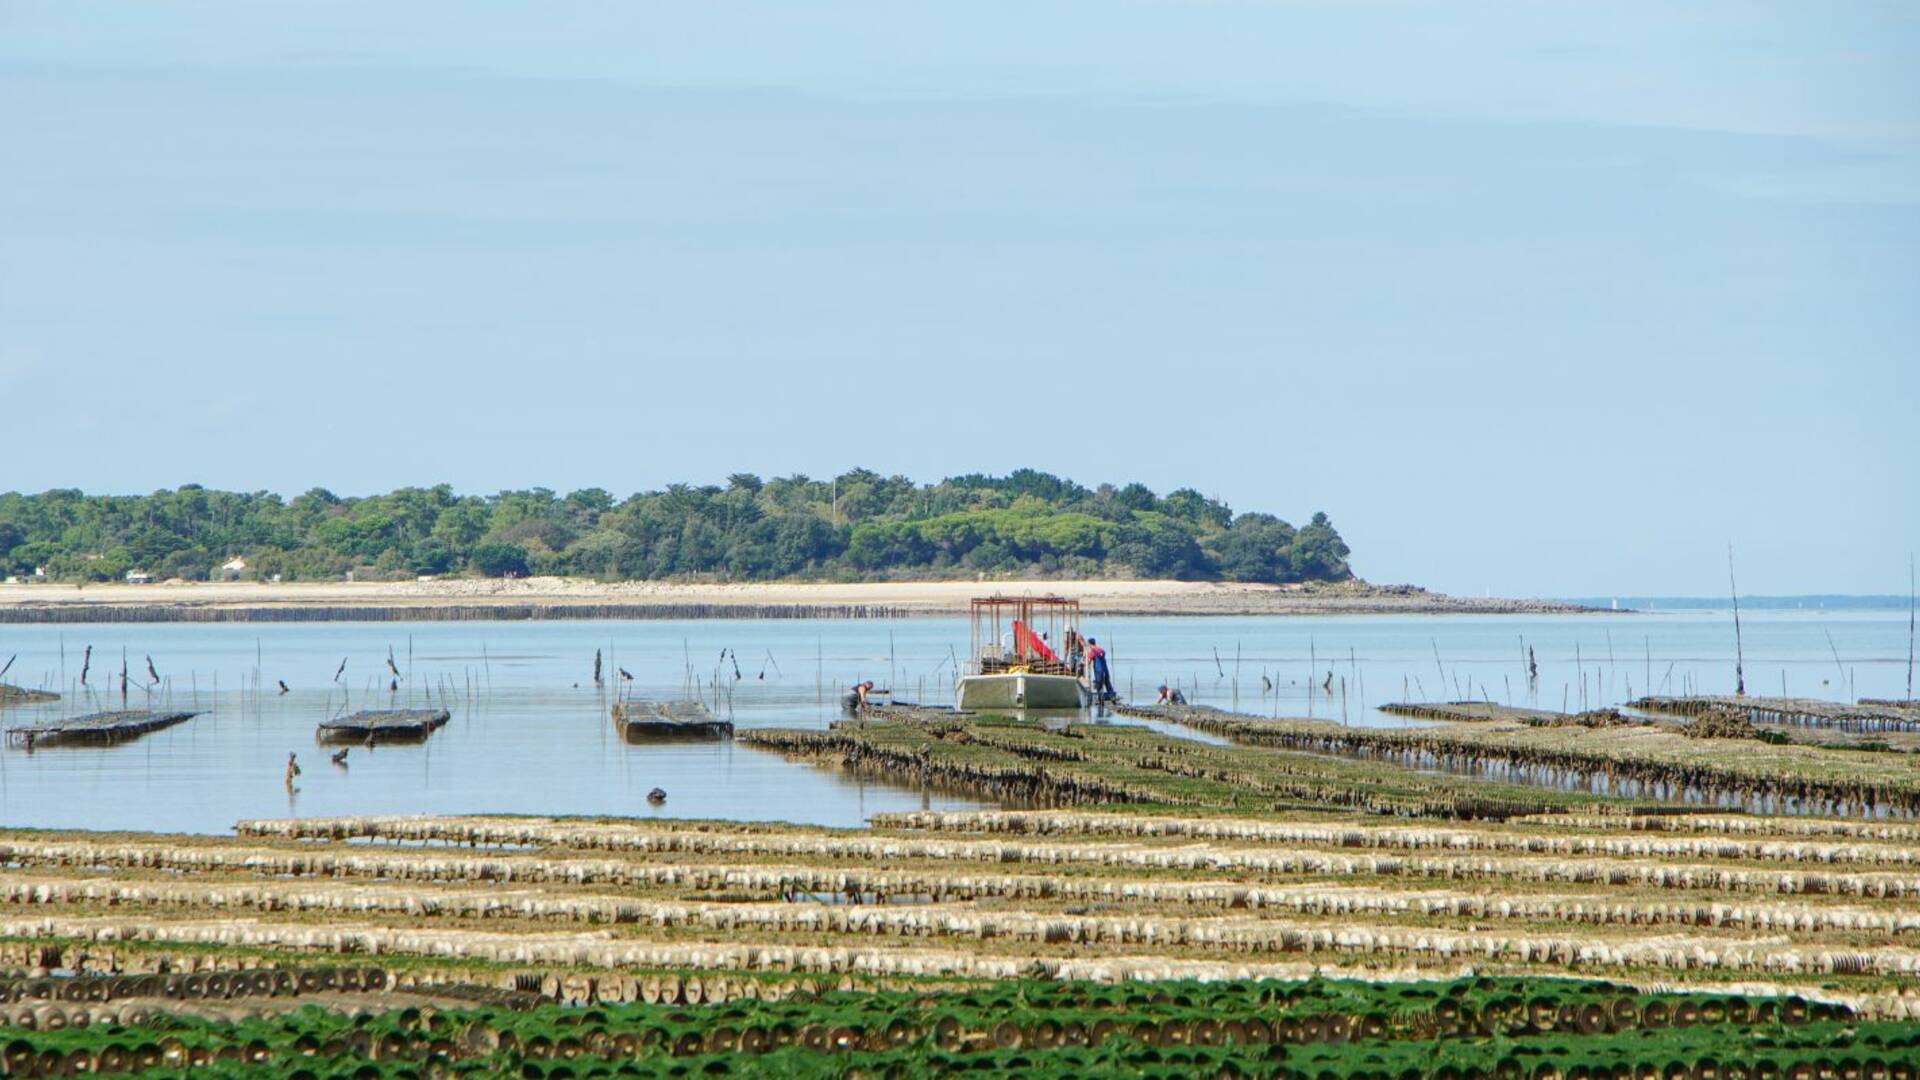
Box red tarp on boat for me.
[1012,620,1059,661]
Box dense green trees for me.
[0,472,1353,585]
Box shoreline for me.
[0,578,1599,623]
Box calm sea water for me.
[0,609,1911,833]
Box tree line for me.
[0,470,1352,585]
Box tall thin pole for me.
[1605,630,1616,701]
[1575,643,1583,711]
[1728,543,1746,696]
[1908,554,1916,702]
[1232,642,1241,712]
[1308,637,1316,718]
[1348,646,1358,712]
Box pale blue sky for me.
[2,2,1914,595]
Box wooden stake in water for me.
[1308,638,1316,718]
[1575,642,1583,711]
[1232,643,1241,711]
[1348,647,1358,711]
[1728,543,1746,696]
[1824,630,1846,691]
[1908,553,1916,701]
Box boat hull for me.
[955,672,1085,710]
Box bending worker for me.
[841,680,876,713]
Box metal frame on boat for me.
[954,595,1089,710]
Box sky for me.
[1,2,1915,597]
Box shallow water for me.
[0,609,1910,833]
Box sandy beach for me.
[0,577,1591,621]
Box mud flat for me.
[0,577,1599,622]
[743,712,1610,819]
[1377,701,1572,724]
[1120,702,1920,818]
[1634,695,1920,735]
[0,683,59,707]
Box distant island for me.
[0,471,1353,587]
